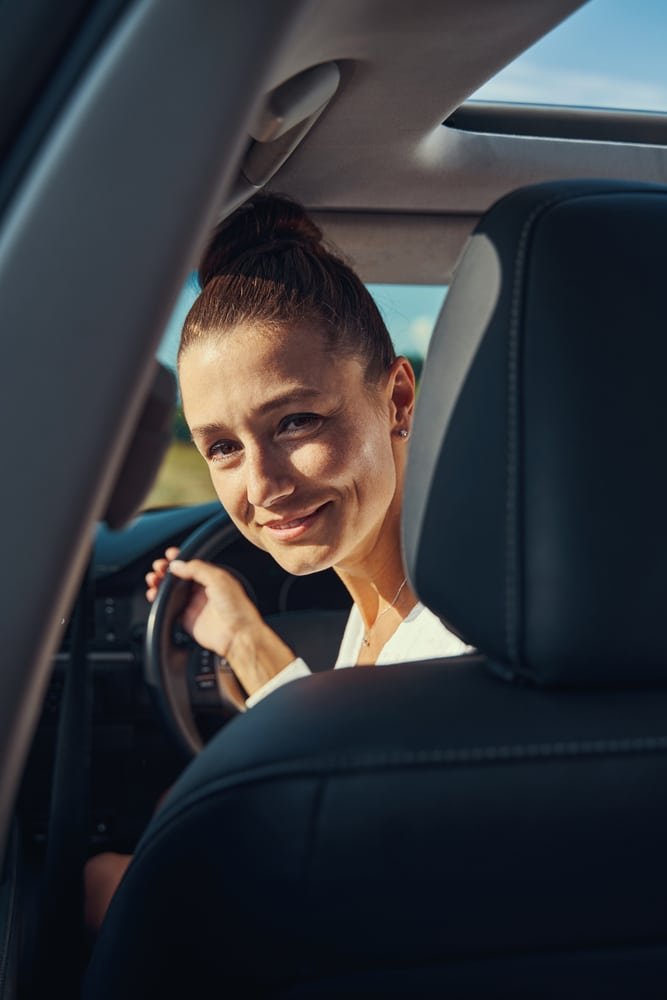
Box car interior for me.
[2,1,667,997]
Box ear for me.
[388,356,416,431]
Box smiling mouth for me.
[262,502,330,539]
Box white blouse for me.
[245,602,471,708]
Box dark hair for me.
[179,194,396,383]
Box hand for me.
[166,559,256,657]
[145,546,180,602]
[167,558,295,696]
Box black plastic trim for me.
[446,101,667,147]
[0,0,131,222]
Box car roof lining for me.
[223,0,667,265]
[238,0,590,216]
[309,210,476,285]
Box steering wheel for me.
[144,509,351,758]
[144,510,248,758]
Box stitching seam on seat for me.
[138,735,667,854]
[181,736,667,796]
[503,182,658,669]
[505,195,561,666]
[298,735,667,769]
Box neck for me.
[333,463,417,630]
[339,569,414,625]
[334,521,416,632]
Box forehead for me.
[179,323,365,423]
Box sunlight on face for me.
[180,324,401,577]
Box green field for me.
[142,440,218,510]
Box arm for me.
[243,657,312,707]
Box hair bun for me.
[199,193,325,288]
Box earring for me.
[397,428,409,439]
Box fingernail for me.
[169,560,185,572]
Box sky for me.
[159,1,667,370]
[474,0,667,112]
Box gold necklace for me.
[362,577,408,647]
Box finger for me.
[146,546,186,601]
[168,558,224,586]
[145,570,162,601]
[168,560,246,604]
[145,568,170,602]
[145,570,169,591]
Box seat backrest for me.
[85,181,667,998]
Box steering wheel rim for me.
[144,509,246,759]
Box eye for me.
[207,439,241,463]
[279,412,323,435]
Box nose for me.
[244,442,295,509]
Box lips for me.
[261,502,329,541]
[269,515,314,530]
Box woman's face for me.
[180,323,407,577]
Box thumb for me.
[168,558,219,587]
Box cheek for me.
[209,476,270,553]
[352,409,395,468]
[290,437,349,481]
[359,433,397,504]
[351,421,400,523]
[208,470,248,523]
[296,421,395,493]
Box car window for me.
[471,0,667,113]
[143,278,447,510]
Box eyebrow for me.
[189,387,325,441]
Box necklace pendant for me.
[360,577,408,652]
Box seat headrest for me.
[404,180,667,687]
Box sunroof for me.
[471,0,667,114]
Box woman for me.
[147,193,468,702]
[85,194,469,929]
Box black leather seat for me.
[84,180,667,998]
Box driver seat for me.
[84,179,667,998]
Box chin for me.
[269,546,337,577]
